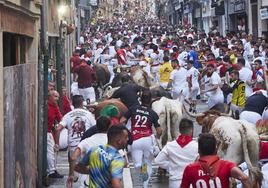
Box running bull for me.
[151,97,183,148]
[189,110,263,186]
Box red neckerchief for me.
[176,135,193,148]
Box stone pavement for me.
[47,101,209,187]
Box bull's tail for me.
[239,124,263,187]
[165,99,172,143]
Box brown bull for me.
[89,99,128,119]
[94,63,110,86]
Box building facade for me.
[0,0,40,187]
[164,0,268,38]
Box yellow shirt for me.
[231,80,246,108]
[230,54,236,64]
[159,62,173,83]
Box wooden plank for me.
[4,63,37,187]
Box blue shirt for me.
[81,144,125,188]
[188,50,200,69]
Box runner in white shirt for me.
[237,58,253,97]
[55,95,96,152]
[55,95,96,185]
[167,59,188,101]
[138,53,151,76]
[155,118,198,188]
[178,47,188,66]
[201,64,224,108]
[186,60,200,113]
[150,45,161,83]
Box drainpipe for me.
[56,20,63,111]
[38,0,48,186]
[77,0,81,45]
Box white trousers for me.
[151,66,160,83]
[131,136,154,188]
[108,65,115,83]
[188,87,199,100]
[207,93,224,108]
[169,179,181,188]
[160,82,168,89]
[230,104,243,114]
[71,82,80,96]
[240,111,262,125]
[78,87,96,103]
[47,133,56,175]
[172,88,188,101]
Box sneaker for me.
[48,171,64,179]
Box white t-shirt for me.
[145,49,154,58]
[239,67,253,97]
[93,38,101,50]
[116,40,123,48]
[109,46,117,57]
[203,72,222,97]
[187,66,199,89]
[150,52,160,65]
[139,60,151,75]
[178,51,188,66]
[60,108,96,147]
[77,133,107,155]
[94,48,103,63]
[170,67,187,92]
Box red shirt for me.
[74,62,96,88]
[181,155,236,188]
[117,49,127,65]
[260,141,268,160]
[70,54,81,73]
[219,63,226,77]
[62,95,71,115]
[47,100,62,133]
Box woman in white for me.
[201,64,224,108]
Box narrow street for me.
[2,0,268,187]
[48,101,208,187]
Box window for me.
[3,32,28,67]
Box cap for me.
[100,104,119,117]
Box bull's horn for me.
[183,104,204,118]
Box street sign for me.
[260,8,268,20]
